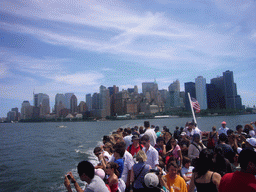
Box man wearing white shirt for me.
[123,129,133,149]
[218,121,229,135]
[143,121,157,146]
[141,135,159,169]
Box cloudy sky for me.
[1,0,256,117]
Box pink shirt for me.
[173,144,181,160]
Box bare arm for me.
[188,173,196,192]
[212,172,222,190]
[64,172,84,192]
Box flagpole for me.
[188,92,197,125]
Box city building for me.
[65,93,74,110]
[21,101,33,119]
[86,94,92,111]
[184,82,196,111]
[70,95,78,115]
[195,76,208,110]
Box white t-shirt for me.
[218,127,229,135]
[144,128,157,146]
[181,166,194,185]
[142,145,159,169]
[123,135,133,149]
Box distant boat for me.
[56,125,67,128]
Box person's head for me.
[188,122,195,129]
[238,148,256,174]
[77,161,95,182]
[139,126,145,134]
[132,135,140,145]
[163,131,172,141]
[155,126,159,133]
[236,125,243,133]
[192,134,200,143]
[221,121,226,128]
[103,135,110,144]
[103,142,113,154]
[180,132,186,138]
[195,149,214,177]
[227,129,234,136]
[175,126,179,130]
[144,121,150,128]
[212,126,216,131]
[113,142,125,159]
[93,147,102,158]
[125,128,132,135]
[170,137,178,146]
[180,127,184,132]
[219,133,228,143]
[156,137,165,147]
[136,150,147,162]
[245,138,256,149]
[167,162,178,178]
[106,162,120,177]
[182,156,191,168]
[113,133,123,143]
[140,135,150,147]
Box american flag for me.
[191,98,200,113]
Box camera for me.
[67,174,71,180]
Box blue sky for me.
[1,0,256,117]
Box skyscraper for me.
[34,93,50,116]
[168,80,182,108]
[184,82,196,111]
[65,93,74,110]
[86,94,92,111]
[21,101,33,119]
[195,76,207,110]
[223,70,242,109]
[70,95,78,114]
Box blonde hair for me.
[136,150,147,162]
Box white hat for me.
[246,138,256,147]
[144,173,159,188]
[181,132,186,136]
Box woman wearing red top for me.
[105,162,119,192]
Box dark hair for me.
[139,126,145,134]
[156,137,164,143]
[227,129,234,136]
[236,125,243,131]
[126,128,132,135]
[108,162,120,178]
[182,156,191,167]
[103,135,110,143]
[167,161,178,170]
[194,149,214,178]
[213,147,228,176]
[93,147,102,154]
[141,135,150,142]
[77,161,95,179]
[113,142,125,157]
[144,121,150,128]
[239,148,256,170]
[155,126,159,132]
[219,133,227,142]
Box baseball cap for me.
[246,138,256,147]
[144,173,159,188]
[221,121,226,124]
[95,168,105,180]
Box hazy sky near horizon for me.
[1,0,256,117]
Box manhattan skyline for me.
[1,0,256,117]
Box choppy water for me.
[1,114,256,192]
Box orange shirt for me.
[164,174,188,192]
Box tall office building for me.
[184,82,196,111]
[142,81,160,105]
[206,84,218,109]
[195,76,207,110]
[11,107,19,121]
[70,95,78,114]
[54,93,66,116]
[21,101,33,119]
[34,93,50,116]
[210,76,226,109]
[108,85,119,116]
[86,94,92,111]
[65,93,74,110]
[99,85,110,118]
[223,70,242,109]
[168,80,182,108]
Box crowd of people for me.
[64,120,256,192]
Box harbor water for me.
[1,114,256,192]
